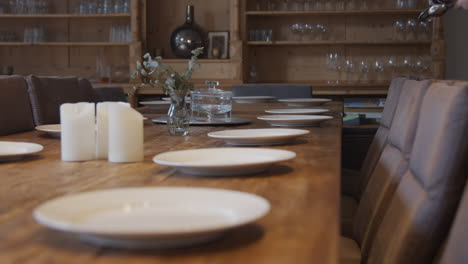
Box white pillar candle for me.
[60,103,96,161]
[108,103,144,163]
[96,102,130,159]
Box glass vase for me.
[167,92,190,136]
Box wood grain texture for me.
[0,102,342,264]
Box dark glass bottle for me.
[170,5,206,59]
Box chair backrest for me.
[231,84,312,99]
[94,86,127,102]
[356,77,408,199]
[26,75,95,125]
[437,181,468,264]
[352,79,431,258]
[0,75,35,136]
[366,81,468,264]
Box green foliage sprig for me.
[131,47,204,97]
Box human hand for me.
[457,0,468,9]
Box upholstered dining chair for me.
[341,78,428,235]
[78,78,127,102]
[341,81,468,264]
[341,77,408,199]
[437,180,468,264]
[0,75,35,136]
[26,76,95,126]
[231,84,312,99]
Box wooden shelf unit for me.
[245,9,425,16]
[241,0,445,92]
[0,42,133,46]
[0,13,131,18]
[247,40,432,46]
[0,0,143,82]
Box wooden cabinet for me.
[0,0,143,85]
[241,0,445,95]
[0,0,445,98]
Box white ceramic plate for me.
[257,115,333,127]
[233,96,275,103]
[153,148,296,176]
[162,97,191,102]
[151,117,251,126]
[33,187,270,249]
[208,128,309,146]
[0,141,43,161]
[264,108,329,115]
[278,98,332,106]
[35,124,61,137]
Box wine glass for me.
[344,58,355,83]
[281,0,290,10]
[373,58,385,80]
[290,23,304,41]
[405,18,418,41]
[292,0,304,11]
[359,59,370,83]
[387,56,398,77]
[418,21,430,40]
[315,24,327,40]
[336,0,345,10]
[303,24,315,41]
[393,19,405,41]
[347,0,357,10]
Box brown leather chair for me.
[0,75,35,136]
[232,84,312,99]
[341,77,408,199]
[26,75,95,126]
[78,78,127,102]
[341,79,428,236]
[437,181,468,264]
[341,81,468,264]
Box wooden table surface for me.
[0,102,342,264]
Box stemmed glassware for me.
[359,60,370,83]
[8,0,49,14]
[77,0,130,14]
[343,59,355,83]
[109,24,131,42]
[405,18,418,41]
[290,23,304,41]
[393,19,405,41]
[24,26,46,43]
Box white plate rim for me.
[257,115,334,122]
[207,128,310,140]
[33,187,271,237]
[278,98,332,103]
[264,109,329,114]
[232,96,276,100]
[153,147,296,168]
[0,141,44,158]
[35,124,61,134]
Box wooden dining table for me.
[0,102,343,264]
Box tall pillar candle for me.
[96,102,130,159]
[108,103,144,163]
[60,103,96,161]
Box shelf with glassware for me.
[0,13,131,18]
[0,42,133,46]
[247,40,432,45]
[242,0,444,92]
[245,9,425,16]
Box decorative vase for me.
[167,92,190,136]
[170,5,206,59]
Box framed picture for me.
[208,31,229,59]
